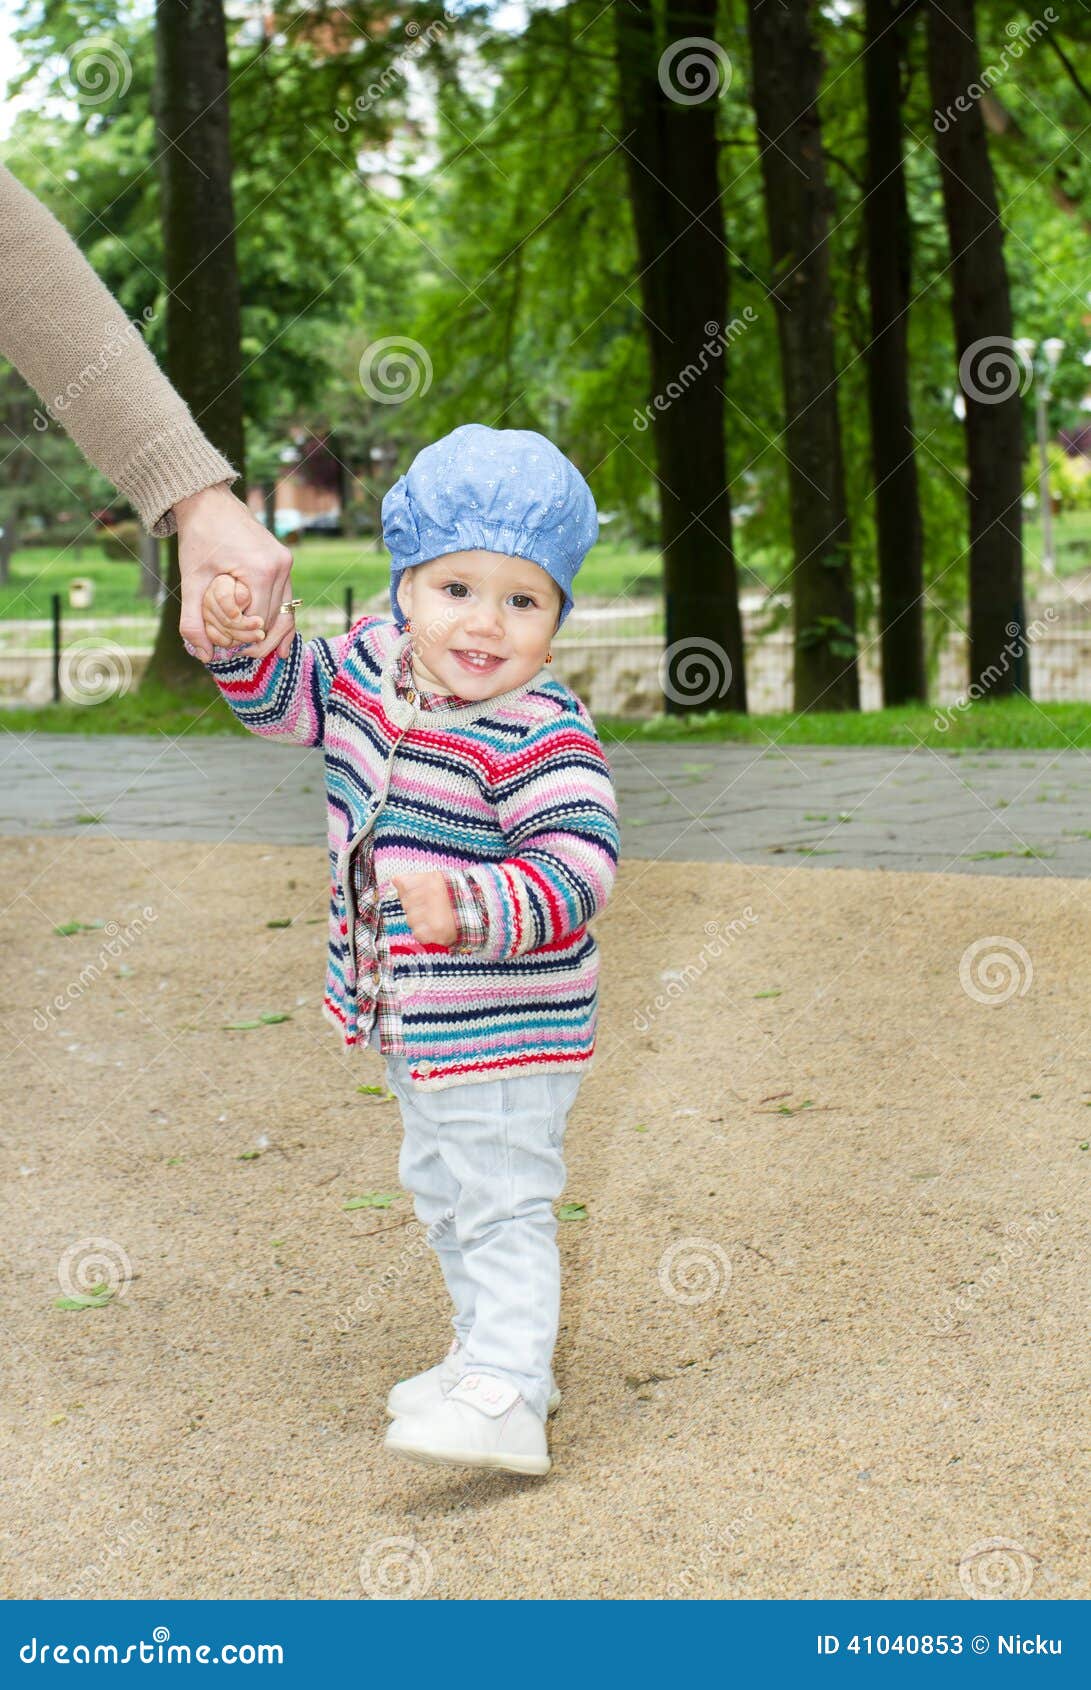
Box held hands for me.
[201,572,271,652]
[390,872,458,948]
[177,485,295,663]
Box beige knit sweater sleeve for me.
[0,161,238,536]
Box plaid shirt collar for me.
[394,635,477,710]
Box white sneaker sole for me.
[385,1383,562,1419]
[385,1434,551,1477]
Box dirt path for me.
[1,834,1086,1598]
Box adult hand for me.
[175,484,295,662]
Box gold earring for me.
[545,651,553,664]
[404,618,412,631]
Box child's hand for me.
[390,872,458,947]
[201,572,268,650]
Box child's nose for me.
[463,606,504,635]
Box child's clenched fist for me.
[390,871,459,948]
[201,571,270,651]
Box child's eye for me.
[510,594,535,610]
[442,583,469,599]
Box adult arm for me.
[0,161,295,657]
[0,160,235,534]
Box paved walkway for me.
[4,731,1091,876]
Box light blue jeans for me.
[378,1037,584,1422]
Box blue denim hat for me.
[382,422,598,629]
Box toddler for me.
[186,423,619,1477]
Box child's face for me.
[396,550,563,699]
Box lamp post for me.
[1016,335,1065,578]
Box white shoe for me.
[385,1337,562,1418]
[385,1372,551,1476]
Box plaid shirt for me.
[352,638,490,1054]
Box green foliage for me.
[99,520,141,561]
[5,0,1091,703]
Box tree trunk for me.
[137,531,161,599]
[864,0,926,705]
[745,0,859,712]
[615,0,747,715]
[927,0,1027,696]
[264,483,278,535]
[145,0,245,690]
[0,518,16,588]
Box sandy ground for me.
[0,832,1087,1600]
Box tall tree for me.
[927,0,1027,695]
[144,0,245,689]
[863,0,926,704]
[745,0,859,712]
[615,0,747,715]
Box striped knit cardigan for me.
[185,614,620,1092]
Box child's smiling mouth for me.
[452,648,504,674]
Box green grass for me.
[3,687,1090,749]
[0,537,663,623]
[595,699,1091,750]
